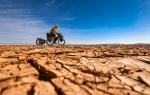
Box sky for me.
[0,0,150,44]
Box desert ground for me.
[0,44,150,95]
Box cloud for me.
[0,16,52,43]
[0,2,50,43]
[0,8,74,44]
[46,0,57,6]
[56,17,76,21]
[62,24,150,44]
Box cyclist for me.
[50,25,58,44]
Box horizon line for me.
[0,43,150,45]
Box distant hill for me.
[135,43,149,45]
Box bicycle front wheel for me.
[58,39,65,45]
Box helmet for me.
[55,25,58,28]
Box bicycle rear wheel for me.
[36,38,44,45]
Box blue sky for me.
[0,0,150,44]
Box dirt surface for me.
[0,45,150,95]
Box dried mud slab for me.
[0,45,150,95]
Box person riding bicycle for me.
[50,25,59,44]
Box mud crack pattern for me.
[0,45,150,95]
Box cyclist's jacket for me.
[50,27,58,34]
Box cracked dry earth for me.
[0,45,150,95]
